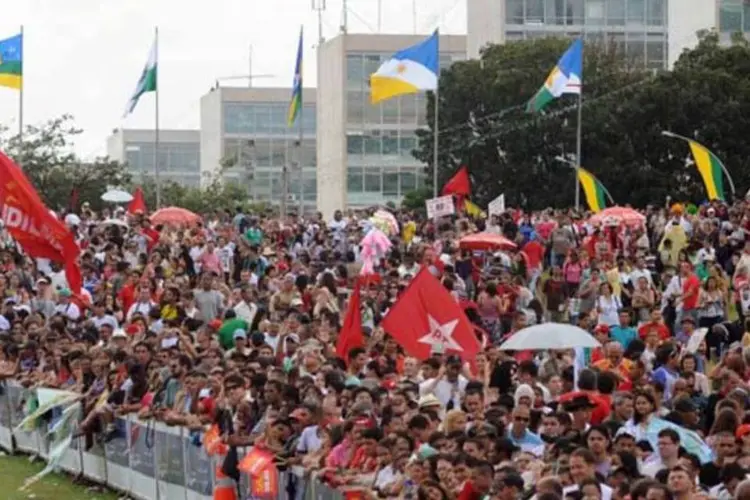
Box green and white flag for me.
[124,37,157,116]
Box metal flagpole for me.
[574,91,582,210]
[298,104,304,215]
[432,88,439,198]
[154,26,161,208]
[18,25,23,167]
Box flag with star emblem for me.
[380,267,480,361]
[0,33,22,90]
[287,26,303,127]
[370,30,438,104]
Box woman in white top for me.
[597,282,622,327]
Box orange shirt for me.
[592,358,633,382]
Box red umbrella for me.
[150,207,201,226]
[589,206,645,226]
[458,232,517,251]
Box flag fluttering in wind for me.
[381,268,480,361]
[287,26,303,127]
[577,167,613,213]
[687,139,726,201]
[0,33,22,90]
[442,165,471,197]
[336,280,363,361]
[370,30,439,104]
[527,38,582,113]
[128,186,147,214]
[0,151,82,293]
[464,200,485,218]
[124,37,157,116]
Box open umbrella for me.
[150,207,201,226]
[499,323,600,350]
[589,206,645,226]
[99,218,129,228]
[101,189,134,204]
[458,232,517,251]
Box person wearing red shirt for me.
[139,219,160,252]
[497,271,518,334]
[522,237,545,291]
[678,262,701,325]
[117,269,141,314]
[637,306,672,341]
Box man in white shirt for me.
[54,289,80,321]
[419,356,467,409]
[642,428,681,478]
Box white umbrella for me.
[101,189,133,203]
[99,218,129,228]
[499,323,601,350]
[64,213,81,227]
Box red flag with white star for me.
[380,267,481,361]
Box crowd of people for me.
[2,199,750,500]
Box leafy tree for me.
[0,115,131,212]
[401,188,431,211]
[416,31,750,209]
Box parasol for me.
[101,189,134,204]
[150,207,201,226]
[589,206,645,226]
[458,232,517,252]
[499,323,600,350]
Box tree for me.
[416,32,750,209]
[0,115,130,211]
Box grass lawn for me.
[0,453,119,500]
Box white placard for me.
[686,327,708,354]
[425,195,455,218]
[488,194,506,216]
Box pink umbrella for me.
[589,206,645,226]
[459,232,517,251]
[150,207,201,226]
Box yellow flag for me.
[464,200,486,218]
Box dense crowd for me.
[4,199,750,500]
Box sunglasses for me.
[514,416,530,422]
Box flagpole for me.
[298,103,304,216]
[18,25,23,168]
[574,91,582,210]
[154,26,161,208]
[432,87,439,198]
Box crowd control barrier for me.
[0,382,345,500]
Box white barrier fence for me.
[0,382,343,500]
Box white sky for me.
[0,0,466,160]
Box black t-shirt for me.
[699,461,722,487]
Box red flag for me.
[441,165,471,197]
[0,151,82,293]
[128,187,147,214]
[336,280,363,360]
[380,268,481,361]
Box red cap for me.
[736,424,750,439]
[208,319,223,330]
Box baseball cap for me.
[233,329,247,340]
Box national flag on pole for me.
[287,26,303,127]
[526,38,582,113]
[0,150,82,293]
[687,139,726,201]
[0,33,22,90]
[124,36,157,116]
[336,280,363,361]
[380,268,481,361]
[370,30,439,104]
[128,186,147,214]
[577,167,612,213]
[464,200,485,218]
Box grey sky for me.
[1,0,465,160]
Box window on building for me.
[347,90,365,125]
[719,0,743,32]
[400,94,418,125]
[347,135,364,155]
[383,98,399,124]
[400,134,417,157]
[269,139,286,167]
[607,0,625,25]
[347,167,363,192]
[347,54,365,89]
[585,0,605,24]
[626,39,645,62]
[526,0,545,23]
[383,168,399,197]
[506,0,524,23]
[365,100,381,125]
[646,38,665,67]
[303,171,317,200]
[364,132,381,156]
[566,0,585,24]
[301,139,316,167]
[545,0,567,24]
[626,0,645,24]
[269,104,286,135]
[364,167,382,192]
[383,131,399,156]
[400,170,417,193]
[364,54,382,77]
[255,139,272,167]
[646,0,665,26]
[415,94,427,126]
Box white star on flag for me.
[418,315,463,352]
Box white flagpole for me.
[433,88,439,198]
[154,26,161,208]
[574,91,582,210]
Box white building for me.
[315,33,466,218]
[106,129,201,187]
[200,86,316,212]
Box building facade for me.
[106,129,201,187]
[316,33,466,218]
[200,86,316,212]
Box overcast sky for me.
[1,0,465,159]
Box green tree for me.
[416,32,750,209]
[0,115,130,211]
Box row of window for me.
[222,138,316,170]
[235,169,318,202]
[346,132,419,158]
[720,0,750,32]
[505,0,666,27]
[124,142,200,173]
[346,166,425,196]
[140,173,202,188]
[505,31,666,67]
[346,52,465,89]
[223,102,316,135]
[347,90,429,127]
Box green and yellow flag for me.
[287,26,303,127]
[0,33,23,90]
[688,139,726,201]
[577,167,612,213]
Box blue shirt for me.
[610,326,637,349]
[506,426,544,452]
